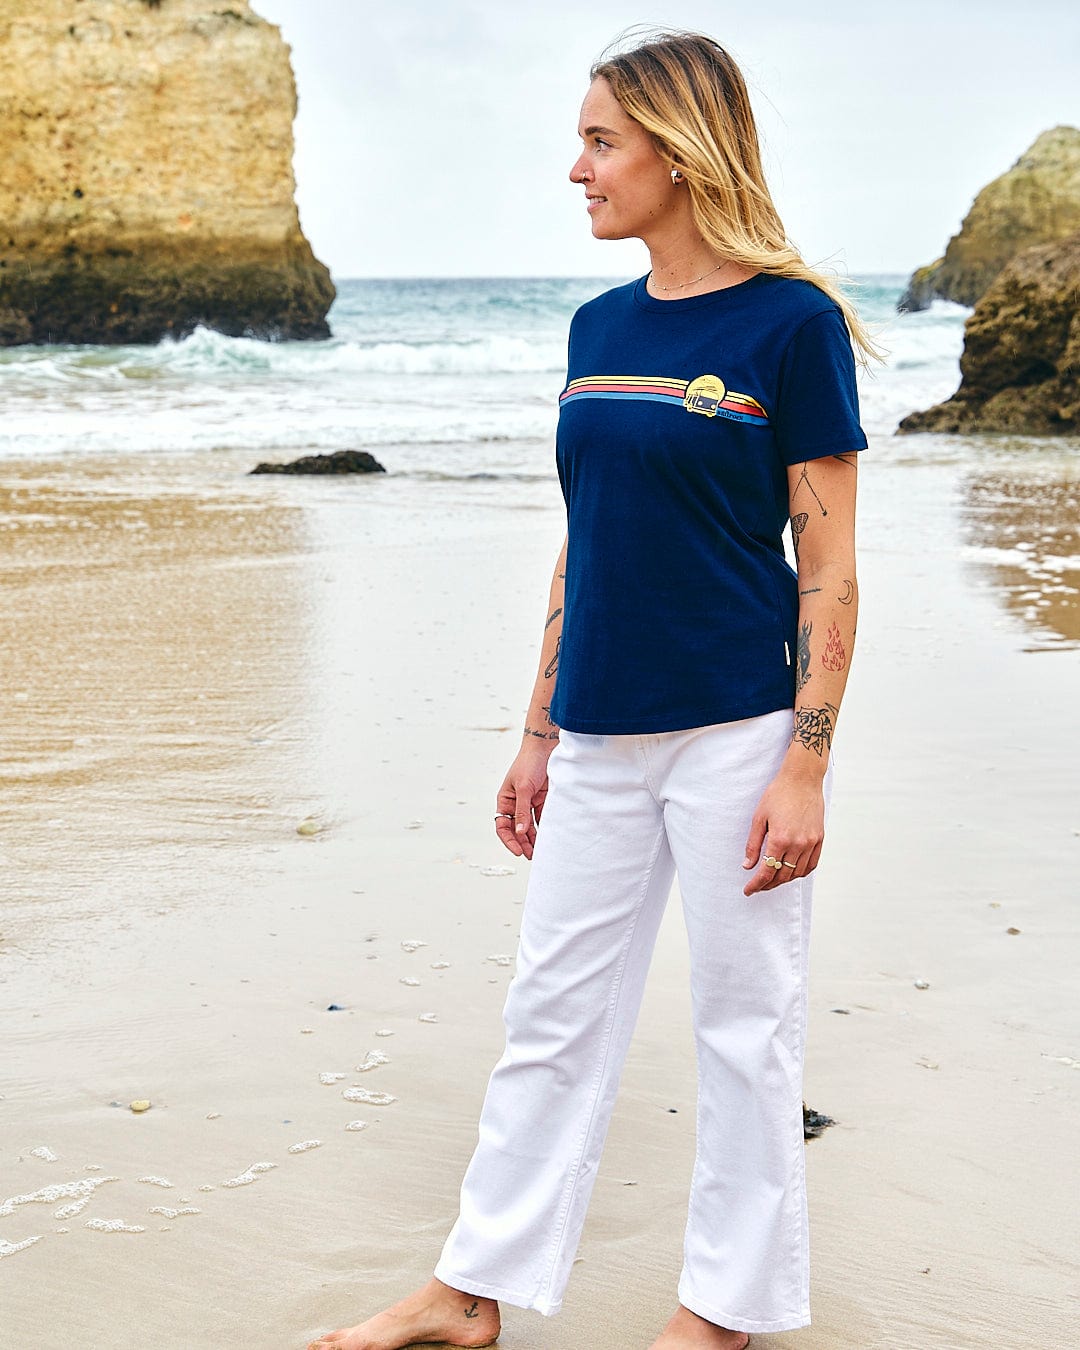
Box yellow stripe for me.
[566,375,687,391]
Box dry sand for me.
[1,442,1077,1349]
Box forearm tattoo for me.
[524,723,559,740]
[821,621,846,672]
[544,635,560,680]
[795,620,812,693]
[545,606,562,630]
[792,702,838,756]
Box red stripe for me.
[719,398,766,418]
[562,382,683,398]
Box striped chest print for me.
[560,373,769,426]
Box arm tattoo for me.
[791,512,808,562]
[792,702,838,756]
[837,579,855,604]
[544,635,560,680]
[832,452,859,468]
[542,703,556,726]
[799,586,822,597]
[795,620,812,693]
[544,606,562,630]
[793,464,828,516]
[524,724,559,740]
[821,621,846,672]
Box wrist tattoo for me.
[524,725,559,740]
[792,702,837,756]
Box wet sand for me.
[1,440,1078,1348]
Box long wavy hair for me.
[592,30,882,365]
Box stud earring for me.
[671,168,683,184]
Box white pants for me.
[435,712,830,1334]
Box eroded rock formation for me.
[898,126,1080,313]
[0,0,334,345]
[898,234,1079,436]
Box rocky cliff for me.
[898,234,1079,436]
[0,0,334,345]
[898,126,1080,312]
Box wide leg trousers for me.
[434,711,831,1334]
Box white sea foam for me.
[0,1236,44,1258]
[1,1175,118,1219]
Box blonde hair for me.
[592,30,883,366]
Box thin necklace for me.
[649,259,732,292]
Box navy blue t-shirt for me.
[548,271,867,735]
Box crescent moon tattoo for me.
[838,580,854,605]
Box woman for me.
[310,29,875,1350]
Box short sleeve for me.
[773,307,868,466]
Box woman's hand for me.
[495,740,558,860]
[742,762,826,894]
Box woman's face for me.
[569,77,677,242]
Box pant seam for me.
[537,814,669,1304]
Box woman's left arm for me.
[743,451,860,894]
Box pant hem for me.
[678,1279,809,1335]
[433,1261,562,1317]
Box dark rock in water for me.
[897,259,944,314]
[897,126,1080,313]
[898,233,1080,436]
[250,451,387,476]
[803,1103,836,1140]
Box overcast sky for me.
[253,0,1079,280]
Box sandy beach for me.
[1,435,1078,1349]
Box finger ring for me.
[782,860,797,870]
[763,856,783,871]
[494,812,514,821]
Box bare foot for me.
[307,1276,500,1350]
[648,1304,750,1350]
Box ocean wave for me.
[0,326,566,386]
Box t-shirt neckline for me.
[632,270,767,312]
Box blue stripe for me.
[560,390,684,407]
[560,390,768,425]
[712,408,768,424]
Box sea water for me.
[0,275,1074,647]
[0,274,964,469]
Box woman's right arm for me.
[494,533,567,860]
